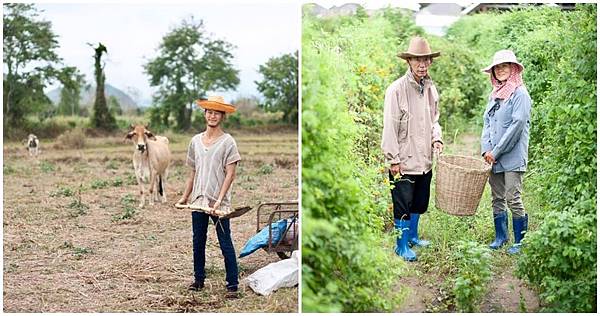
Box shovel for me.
[174,203,253,219]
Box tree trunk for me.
[91,44,116,130]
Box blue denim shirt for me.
[481,86,532,173]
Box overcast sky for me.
[36,1,299,105]
[311,1,473,11]
[311,0,419,11]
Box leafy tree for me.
[381,6,424,45]
[57,67,85,116]
[355,6,368,21]
[90,42,117,130]
[3,3,61,124]
[232,95,260,115]
[255,51,298,125]
[144,17,239,131]
[108,95,122,116]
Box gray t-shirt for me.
[186,132,241,212]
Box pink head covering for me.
[490,63,524,100]
[483,50,525,100]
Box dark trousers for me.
[389,170,433,220]
[191,211,238,289]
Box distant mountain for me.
[305,3,327,16]
[304,2,418,18]
[46,84,138,111]
[304,3,362,18]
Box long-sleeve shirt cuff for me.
[491,147,501,160]
[386,155,401,165]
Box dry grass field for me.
[3,129,298,312]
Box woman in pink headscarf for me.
[480,50,532,255]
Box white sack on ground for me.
[245,250,299,296]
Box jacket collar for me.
[404,68,432,96]
[404,68,432,89]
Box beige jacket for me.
[381,70,443,175]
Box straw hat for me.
[398,36,441,60]
[482,49,524,73]
[195,96,236,113]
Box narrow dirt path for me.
[480,270,540,312]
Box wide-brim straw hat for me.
[195,96,236,113]
[482,49,524,73]
[398,36,441,60]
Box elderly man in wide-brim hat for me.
[177,96,241,296]
[381,36,443,262]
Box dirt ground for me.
[3,130,298,312]
[394,264,540,313]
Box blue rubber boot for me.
[394,219,417,262]
[408,213,430,248]
[507,214,528,255]
[489,211,509,249]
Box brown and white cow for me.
[125,125,171,207]
[27,134,40,157]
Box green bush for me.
[56,127,86,149]
[4,115,85,140]
[514,5,596,312]
[426,36,487,132]
[517,210,596,312]
[302,13,403,312]
[452,241,492,312]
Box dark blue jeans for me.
[191,211,238,289]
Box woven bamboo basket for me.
[435,154,492,216]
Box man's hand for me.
[390,163,403,177]
[175,197,188,208]
[211,199,222,212]
[433,141,444,155]
[483,151,496,164]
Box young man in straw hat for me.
[381,36,443,262]
[177,96,241,294]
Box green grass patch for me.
[112,177,123,187]
[90,179,109,189]
[258,163,273,175]
[106,160,120,170]
[68,198,89,217]
[73,246,92,260]
[50,186,74,197]
[40,161,55,173]
[112,194,137,222]
[125,173,138,185]
[4,164,17,175]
